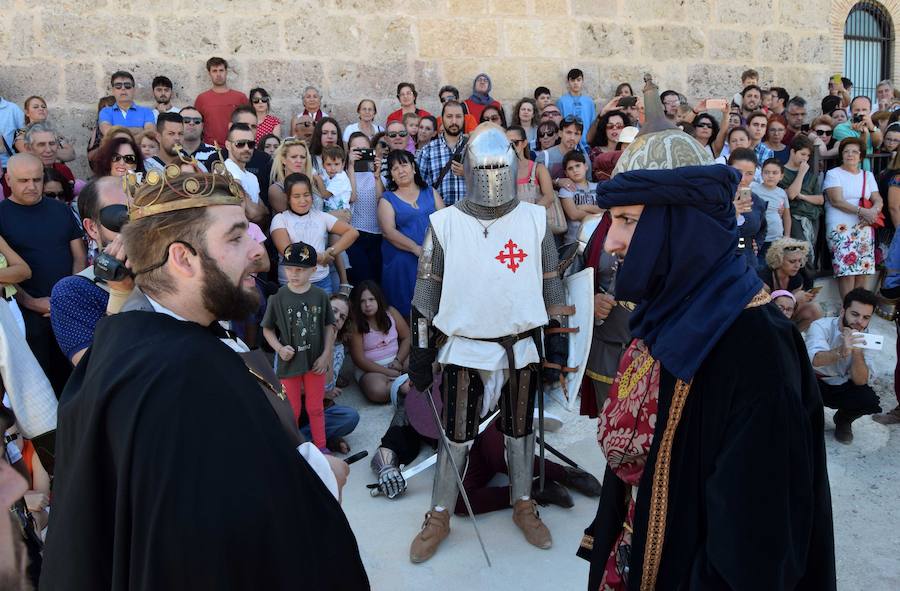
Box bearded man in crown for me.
[41,170,369,590]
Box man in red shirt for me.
[194,57,248,147]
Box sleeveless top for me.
[362,314,398,362]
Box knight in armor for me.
[405,123,570,563]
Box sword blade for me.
[424,386,492,568]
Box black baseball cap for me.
[283,242,317,268]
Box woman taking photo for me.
[824,137,883,298]
[377,150,444,318]
[249,87,282,141]
[512,98,539,148]
[759,238,823,330]
[345,132,383,284]
[691,110,729,158]
[343,99,383,142]
[94,135,145,178]
[507,125,554,208]
[588,110,630,158]
[269,138,316,213]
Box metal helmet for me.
[613,74,713,176]
[464,122,518,207]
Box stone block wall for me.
[0,0,896,176]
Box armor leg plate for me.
[441,365,483,443]
[505,433,536,503]
[498,365,538,438]
[431,439,471,510]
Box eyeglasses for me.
[387,131,408,138]
[112,82,134,90]
[182,117,202,125]
[605,123,624,130]
[814,129,832,136]
[440,95,456,103]
[233,140,256,149]
[695,122,713,129]
[539,130,557,138]
[252,97,270,104]
[111,154,137,164]
[541,111,561,118]
[564,115,583,124]
[44,191,66,199]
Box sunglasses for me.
[695,122,713,129]
[112,82,134,90]
[814,129,832,136]
[378,141,389,149]
[112,154,137,164]
[252,97,270,104]
[233,140,256,149]
[44,191,66,199]
[440,95,456,103]
[387,131,408,138]
[564,115,583,123]
[182,117,202,125]
[539,130,557,138]
[606,123,624,130]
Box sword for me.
[368,409,501,497]
[423,385,492,568]
[535,435,582,471]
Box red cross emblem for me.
[495,239,528,273]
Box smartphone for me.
[738,187,752,200]
[618,96,637,108]
[706,98,727,110]
[452,152,464,164]
[801,123,810,133]
[852,332,884,351]
[808,285,823,297]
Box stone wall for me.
[0,0,896,176]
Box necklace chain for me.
[474,217,501,237]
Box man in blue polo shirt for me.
[0,95,24,168]
[98,71,155,136]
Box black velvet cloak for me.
[41,311,369,590]
[585,304,836,591]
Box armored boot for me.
[506,434,552,549]
[409,440,469,563]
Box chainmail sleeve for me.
[411,224,444,320]
[542,226,566,310]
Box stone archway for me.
[830,0,900,83]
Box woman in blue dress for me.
[377,150,445,318]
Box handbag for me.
[859,172,886,228]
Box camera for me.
[852,114,864,124]
[93,204,132,283]
[353,148,376,173]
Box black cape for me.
[585,304,835,590]
[41,310,369,590]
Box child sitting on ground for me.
[262,241,336,451]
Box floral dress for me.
[596,339,660,591]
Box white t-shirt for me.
[750,182,789,242]
[225,158,260,203]
[323,170,352,211]
[822,167,878,230]
[269,209,337,283]
[342,121,384,143]
[559,182,598,243]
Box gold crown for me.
[123,143,245,221]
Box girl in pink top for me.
[349,281,410,403]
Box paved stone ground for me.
[331,279,900,590]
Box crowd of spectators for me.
[3,56,900,584]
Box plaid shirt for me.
[416,134,467,205]
[754,142,775,164]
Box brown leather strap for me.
[547,304,575,316]
[545,326,579,335]
[542,270,558,279]
[542,361,578,373]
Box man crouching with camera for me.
[50,177,134,367]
